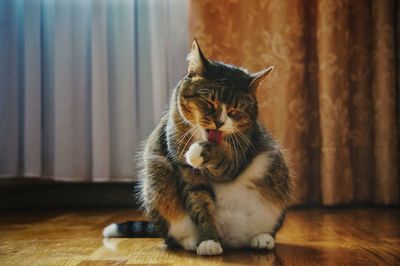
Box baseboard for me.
[1,178,398,210]
[0,178,137,210]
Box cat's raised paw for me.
[185,143,204,168]
[196,240,223,256]
[250,233,275,250]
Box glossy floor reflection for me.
[0,208,399,265]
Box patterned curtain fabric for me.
[190,0,399,205]
[0,0,188,181]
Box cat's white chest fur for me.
[212,152,282,247]
[171,150,283,250]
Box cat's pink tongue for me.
[207,129,223,145]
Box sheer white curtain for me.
[0,0,189,181]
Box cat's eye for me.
[203,100,216,114]
[206,104,216,114]
[228,110,244,120]
[182,92,199,99]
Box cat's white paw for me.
[103,223,123,238]
[185,143,204,168]
[180,236,198,251]
[250,233,275,250]
[196,240,223,256]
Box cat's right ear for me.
[187,39,208,77]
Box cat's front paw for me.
[196,240,223,256]
[185,142,204,168]
[250,233,275,250]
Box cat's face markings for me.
[179,86,254,135]
[179,39,275,135]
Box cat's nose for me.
[215,120,224,129]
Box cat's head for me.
[177,39,273,136]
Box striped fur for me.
[103,40,292,256]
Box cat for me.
[103,39,292,256]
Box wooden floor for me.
[0,208,399,265]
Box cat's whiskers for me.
[175,127,198,152]
[235,130,257,155]
[173,119,190,126]
[167,126,197,163]
[171,126,193,150]
[178,126,201,160]
[228,134,239,172]
[232,132,247,165]
[235,134,253,163]
[234,133,247,167]
[173,126,197,157]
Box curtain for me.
[0,0,188,181]
[190,0,399,205]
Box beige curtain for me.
[189,0,399,205]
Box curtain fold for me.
[370,0,398,203]
[316,0,353,205]
[91,0,110,181]
[0,0,189,181]
[189,0,399,205]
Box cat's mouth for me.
[206,129,223,145]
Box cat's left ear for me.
[248,66,275,95]
[187,39,209,76]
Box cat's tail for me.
[102,221,159,238]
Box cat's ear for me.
[248,66,274,95]
[187,39,208,76]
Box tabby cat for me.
[103,40,292,256]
